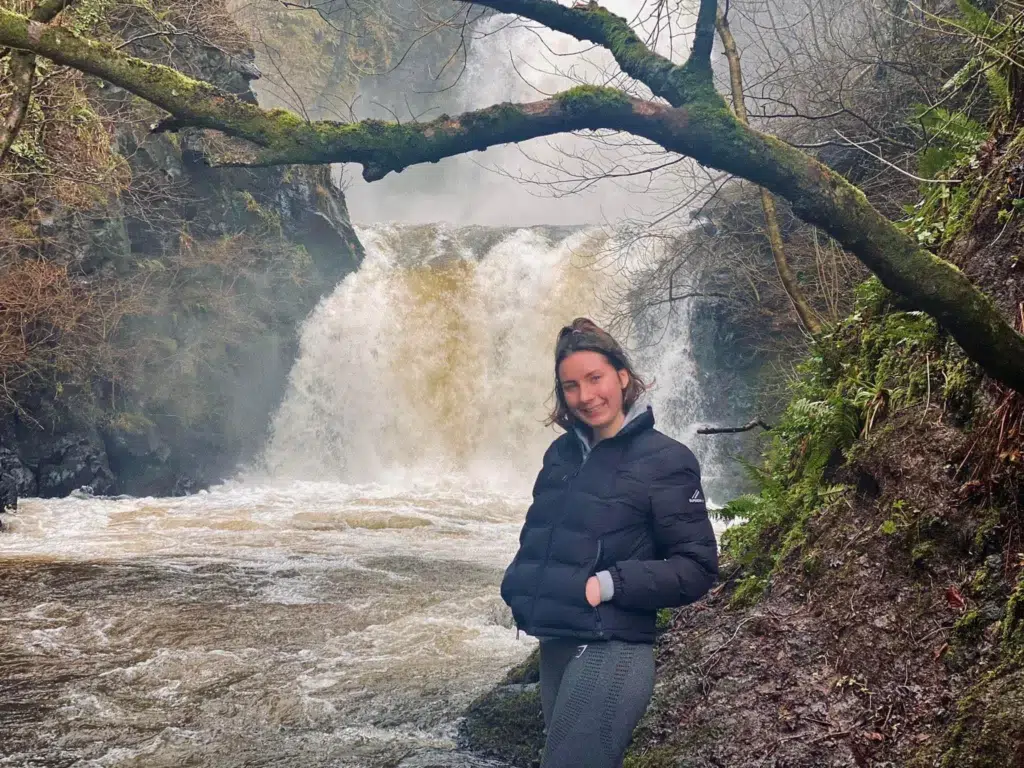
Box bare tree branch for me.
[717,7,821,335]
[698,418,772,434]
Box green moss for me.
[933,576,1024,765]
[1001,576,1024,649]
[554,84,631,113]
[911,541,937,568]
[459,686,544,766]
[503,648,540,685]
[937,662,1024,766]
[656,607,673,631]
[970,566,992,596]
[973,509,1004,554]
[952,609,987,642]
[105,411,155,435]
[236,191,283,234]
[730,574,767,608]
[623,746,679,768]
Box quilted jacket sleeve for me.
[608,441,718,611]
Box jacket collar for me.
[571,395,655,460]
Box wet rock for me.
[459,683,544,767]
[36,432,115,498]
[0,445,35,505]
[502,648,540,685]
[1,6,364,498]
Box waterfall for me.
[262,223,722,499]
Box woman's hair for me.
[547,317,648,430]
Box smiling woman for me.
[500,316,718,768]
[550,317,649,443]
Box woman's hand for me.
[585,576,601,607]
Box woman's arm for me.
[604,442,718,612]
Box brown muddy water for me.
[0,482,532,767]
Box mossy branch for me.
[1,6,1024,394]
[0,0,76,166]
[691,0,718,66]
[0,8,647,173]
[460,0,721,108]
[237,87,651,175]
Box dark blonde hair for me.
[546,317,648,431]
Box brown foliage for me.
[0,258,144,404]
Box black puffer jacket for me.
[500,405,718,643]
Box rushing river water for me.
[1,224,721,767]
[1,482,528,767]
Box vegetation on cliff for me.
[0,0,363,496]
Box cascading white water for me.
[261,223,718,495]
[264,224,611,485]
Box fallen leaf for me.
[863,731,885,742]
[945,585,966,611]
[933,642,949,660]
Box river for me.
[1,225,718,767]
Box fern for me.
[942,58,981,92]
[954,0,1000,37]
[913,105,987,153]
[985,68,1012,114]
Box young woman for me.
[500,317,718,767]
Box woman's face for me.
[558,350,630,432]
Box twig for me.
[698,418,773,434]
[833,129,961,185]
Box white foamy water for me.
[1,224,721,767]
[264,224,617,484]
[262,223,721,495]
[0,481,530,767]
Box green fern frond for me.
[954,0,999,36]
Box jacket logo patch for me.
[689,489,704,504]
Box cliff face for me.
[0,4,363,502]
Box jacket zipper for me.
[593,539,605,639]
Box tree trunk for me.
[716,9,821,335]
[0,1,75,166]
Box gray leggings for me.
[538,639,656,768]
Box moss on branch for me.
[246,86,642,174]
[463,1,720,107]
